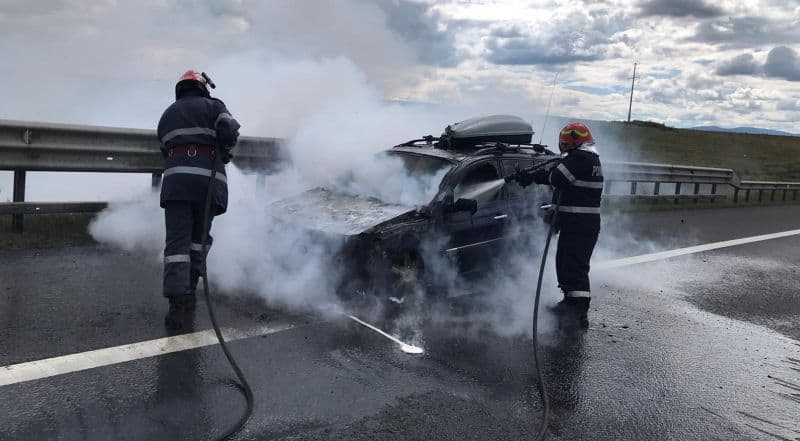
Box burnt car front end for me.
[267,150,456,302]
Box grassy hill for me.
[592,120,800,181]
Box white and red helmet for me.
[558,122,595,153]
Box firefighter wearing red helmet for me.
[157,70,240,330]
[517,122,603,328]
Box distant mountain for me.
[690,125,798,137]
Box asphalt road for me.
[1,205,799,440]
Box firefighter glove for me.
[221,149,233,164]
[532,169,550,185]
[517,171,535,187]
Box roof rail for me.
[394,135,438,148]
[471,142,556,156]
[393,137,557,156]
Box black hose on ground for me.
[531,191,562,441]
[201,166,254,440]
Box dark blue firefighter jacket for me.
[157,89,240,214]
[548,148,603,233]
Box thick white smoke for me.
[88,54,572,339]
[2,0,647,341]
[89,55,452,317]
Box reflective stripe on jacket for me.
[548,148,603,232]
[157,91,240,214]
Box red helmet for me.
[558,122,594,152]
[175,70,210,98]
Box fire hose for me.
[199,163,254,440]
[506,159,563,441]
[530,190,561,441]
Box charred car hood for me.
[269,188,417,236]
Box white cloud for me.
[0,0,799,132]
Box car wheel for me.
[388,251,424,305]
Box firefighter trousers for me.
[555,229,599,297]
[163,201,214,298]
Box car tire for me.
[387,250,425,305]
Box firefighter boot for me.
[164,294,197,331]
[550,297,590,330]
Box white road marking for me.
[594,228,800,270]
[0,323,294,387]
[346,315,424,355]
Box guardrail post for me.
[654,182,660,196]
[711,184,717,203]
[674,182,681,205]
[11,169,26,233]
[630,181,637,195]
[733,187,739,203]
[745,189,750,202]
[151,172,162,190]
[795,190,798,201]
[758,190,763,202]
[782,189,787,202]
[693,183,700,204]
[770,189,776,202]
[256,174,266,194]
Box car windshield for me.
[333,151,453,206]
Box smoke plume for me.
[2,0,653,342]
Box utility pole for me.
[627,62,637,123]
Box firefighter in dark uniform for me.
[518,122,603,328]
[158,70,240,330]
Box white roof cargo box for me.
[441,115,533,149]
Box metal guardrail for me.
[604,161,735,184]
[2,120,799,233]
[603,159,800,204]
[0,119,282,172]
[0,119,281,232]
[0,202,108,215]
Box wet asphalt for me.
[1,205,800,440]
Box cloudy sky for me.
[1,0,800,132]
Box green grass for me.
[0,213,97,250]
[597,121,800,181]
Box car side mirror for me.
[447,198,478,215]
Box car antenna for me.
[538,72,559,144]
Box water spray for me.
[457,179,507,201]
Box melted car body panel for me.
[269,187,417,236]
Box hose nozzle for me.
[201,72,216,89]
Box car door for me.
[443,158,510,273]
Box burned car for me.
[270,115,559,303]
